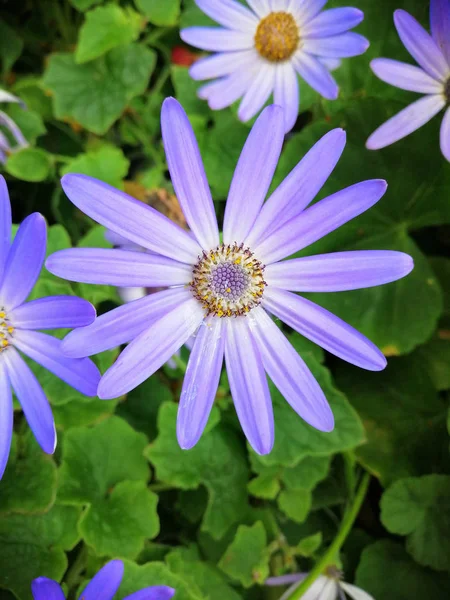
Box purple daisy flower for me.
[31,559,175,600]
[180,0,369,132]
[0,175,100,479]
[366,0,450,161]
[46,99,413,455]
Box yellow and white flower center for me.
[190,243,266,317]
[0,309,14,352]
[254,11,300,62]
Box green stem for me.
[343,452,356,501]
[283,472,370,600]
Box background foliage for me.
[0,0,449,598]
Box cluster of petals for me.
[367,0,450,161]
[31,559,174,600]
[181,0,369,132]
[0,175,100,479]
[46,98,413,456]
[0,89,28,164]
[266,572,374,600]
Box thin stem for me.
[343,452,356,501]
[283,472,370,600]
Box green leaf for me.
[0,21,23,74]
[147,403,249,539]
[12,77,53,120]
[335,354,448,485]
[43,45,156,134]
[4,104,46,143]
[53,396,117,430]
[282,455,331,490]
[0,505,80,600]
[430,257,450,330]
[170,66,205,116]
[69,0,102,10]
[61,144,129,188]
[416,336,450,391]
[356,540,450,600]
[79,480,159,559]
[252,357,365,468]
[166,547,242,600]
[294,532,323,557]
[6,148,52,182]
[0,433,57,516]
[381,475,450,572]
[76,5,142,64]
[278,489,312,524]
[218,522,270,587]
[136,0,180,25]
[180,0,218,27]
[59,416,149,504]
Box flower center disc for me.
[0,309,14,352]
[445,78,450,102]
[191,243,266,317]
[254,11,300,62]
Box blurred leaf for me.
[61,145,129,188]
[180,0,217,27]
[356,540,450,600]
[0,505,80,600]
[278,489,312,524]
[76,5,142,64]
[335,354,449,485]
[147,403,249,539]
[69,0,102,10]
[0,21,23,74]
[53,395,117,429]
[416,336,450,391]
[218,522,270,587]
[44,45,156,134]
[0,433,57,516]
[6,148,52,182]
[381,475,450,572]
[4,104,46,145]
[170,66,204,116]
[294,532,323,557]
[136,0,180,25]
[12,77,53,120]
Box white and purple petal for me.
[292,51,339,99]
[273,61,299,132]
[237,61,276,122]
[46,248,192,288]
[265,250,414,292]
[366,94,445,150]
[98,298,204,399]
[430,0,450,65]
[180,27,254,51]
[31,578,65,600]
[340,582,375,600]
[0,361,12,479]
[60,175,201,264]
[161,98,219,250]
[13,330,100,396]
[370,58,444,94]
[0,175,11,282]
[3,347,56,454]
[302,7,364,38]
[302,32,369,58]
[177,317,224,449]
[223,104,285,244]
[0,213,46,311]
[193,0,258,32]
[394,9,449,82]
[10,296,96,330]
[200,71,253,110]
[440,106,450,162]
[250,308,334,432]
[246,128,346,247]
[292,0,328,25]
[225,317,274,455]
[254,179,387,264]
[190,50,256,81]
[263,287,387,371]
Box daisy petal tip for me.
[250,435,274,456]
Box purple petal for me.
[0,111,27,147]
[62,287,191,358]
[10,296,96,330]
[303,32,369,58]
[237,62,275,122]
[201,70,254,111]
[430,0,450,65]
[394,9,449,81]
[60,175,201,264]
[370,58,444,93]
[3,347,56,453]
[319,57,342,71]
[292,51,339,99]
[246,128,346,248]
[177,317,224,449]
[13,330,100,396]
[293,0,328,25]
[246,0,271,17]
[46,248,192,287]
[265,251,414,292]
[98,299,204,399]
[225,317,274,455]
[0,213,46,311]
[263,287,387,370]
[223,105,284,245]
[0,175,11,282]
[0,361,13,479]
[125,588,176,600]
[254,179,387,264]
[161,98,219,251]
[251,307,334,432]
[31,578,65,600]
[273,62,299,132]
[81,560,124,600]
[180,27,253,51]
[190,50,256,80]
[266,573,306,586]
[302,7,364,38]
[440,106,450,162]
[193,0,258,31]
[366,94,445,150]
